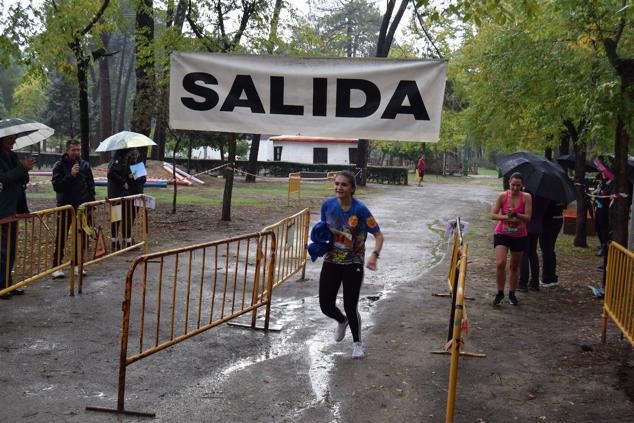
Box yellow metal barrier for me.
[288,172,301,206]
[445,244,468,423]
[602,241,634,347]
[87,230,277,417]
[1,206,76,297]
[262,208,310,289]
[325,171,337,195]
[76,194,148,293]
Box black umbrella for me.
[497,152,576,204]
[0,118,54,150]
[556,154,598,172]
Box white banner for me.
[169,52,447,142]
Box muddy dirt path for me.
[2,181,632,422]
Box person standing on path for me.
[416,154,426,187]
[519,194,549,292]
[0,134,34,299]
[51,140,96,278]
[490,172,532,305]
[318,170,384,359]
[539,200,565,287]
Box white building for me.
[259,136,359,165]
[192,135,359,165]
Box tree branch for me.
[186,0,215,52]
[77,0,110,37]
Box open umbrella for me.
[95,131,157,152]
[0,118,55,150]
[497,152,576,204]
[556,154,598,172]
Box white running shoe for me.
[51,270,65,279]
[334,318,348,342]
[352,341,365,359]
[74,267,87,276]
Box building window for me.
[313,148,328,164]
[274,146,283,161]
[349,148,358,165]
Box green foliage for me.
[450,2,624,156]
[9,77,48,121]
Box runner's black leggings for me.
[319,261,363,342]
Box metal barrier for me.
[445,244,469,423]
[325,171,337,194]
[262,208,310,289]
[601,241,634,347]
[288,172,301,206]
[87,230,277,416]
[76,194,148,293]
[1,206,76,297]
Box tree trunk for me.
[113,32,128,132]
[187,138,192,174]
[117,53,135,132]
[221,135,237,221]
[246,134,260,182]
[75,50,91,161]
[356,139,369,186]
[172,136,182,214]
[573,141,588,247]
[558,131,570,157]
[131,0,155,139]
[99,32,113,163]
[245,0,284,182]
[544,147,552,161]
[613,117,630,246]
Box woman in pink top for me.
[490,172,532,306]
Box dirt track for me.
[1,180,633,422]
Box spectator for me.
[51,139,96,278]
[416,154,426,187]
[519,195,549,292]
[539,201,565,287]
[0,134,34,299]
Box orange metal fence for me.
[87,230,277,416]
[76,194,148,293]
[1,206,76,297]
[602,241,634,347]
[261,208,310,289]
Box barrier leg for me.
[86,273,155,417]
[601,309,609,344]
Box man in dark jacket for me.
[0,134,34,298]
[51,139,95,278]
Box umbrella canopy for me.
[0,118,55,150]
[95,131,157,152]
[497,152,576,204]
[556,154,598,172]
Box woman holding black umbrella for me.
[490,172,532,306]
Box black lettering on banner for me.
[270,76,304,115]
[335,79,381,118]
[181,73,219,111]
[381,80,430,120]
[312,78,327,116]
[220,75,265,113]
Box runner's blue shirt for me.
[321,197,380,265]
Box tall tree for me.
[186,0,268,220]
[246,0,286,183]
[355,0,409,186]
[131,0,155,140]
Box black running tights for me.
[319,261,363,342]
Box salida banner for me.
[169,52,448,142]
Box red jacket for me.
[417,159,426,172]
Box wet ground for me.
[1,180,633,422]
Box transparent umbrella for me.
[0,118,55,150]
[95,131,157,152]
